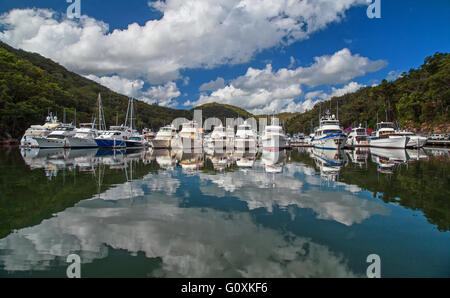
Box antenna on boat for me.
[74,108,77,127]
[337,100,339,120]
[63,108,66,123]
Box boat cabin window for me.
[323,130,342,135]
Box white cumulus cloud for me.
[0,0,369,84]
[187,49,384,114]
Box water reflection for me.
[0,146,448,277]
[311,148,347,182]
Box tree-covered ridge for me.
[285,52,450,135]
[192,102,254,121]
[0,41,191,139]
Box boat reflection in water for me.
[370,147,408,174]
[180,150,205,174]
[345,148,369,169]
[205,151,235,172]
[312,148,347,182]
[153,149,182,170]
[234,150,257,168]
[261,149,287,173]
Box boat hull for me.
[174,137,203,152]
[20,136,40,148]
[94,138,126,148]
[369,135,408,149]
[125,140,145,148]
[152,139,171,149]
[262,135,288,151]
[35,137,67,148]
[312,134,346,150]
[406,136,427,148]
[68,137,98,148]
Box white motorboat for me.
[174,121,203,152]
[312,112,347,150]
[235,121,257,152]
[152,125,178,149]
[346,125,370,147]
[20,114,61,148]
[35,124,76,148]
[369,122,409,149]
[68,123,99,148]
[206,124,235,152]
[261,118,289,151]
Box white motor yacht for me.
[21,114,61,148]
[174,121,203,151]
[68,123,99,148]
[207,124,235,152]
[35,124,76,148]
[346,125,370,147]
[369,122,409,149]
[261,118,289,151]
[152,125,178,149]
[312,112,346,150]
[235,121,257,152]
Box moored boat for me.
[312,112,346,150]
[369,122,409,149]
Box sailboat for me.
[124,97,146,148]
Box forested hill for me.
[285,52,450,135]
[0,41,195,139]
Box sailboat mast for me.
[98,93,106,131]
[125,98,130,127]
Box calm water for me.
[0,146,448,278]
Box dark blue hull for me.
[95,139,126,148]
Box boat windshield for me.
[49,135,65,139]
[356,129,366,135]
[378,123,395,129]
[323,130,342,135]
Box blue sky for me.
[0,0,449,114]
